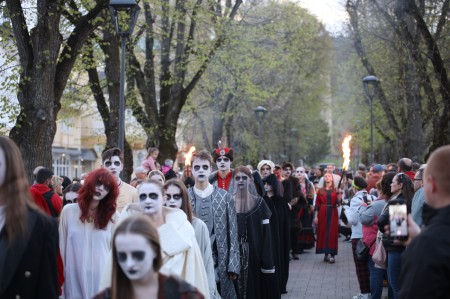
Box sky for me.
[299,0,349,33]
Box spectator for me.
[366,164,384,194]
[411,165,426,227]
[130,166,148,188]
[397,158,415,181]
[141,147,159,172]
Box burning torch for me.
[183,146,196,178]
[338,135,352,190]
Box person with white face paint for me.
[257,160,275,178]
[110,180,210,298]
[59,168,120,299]
[188,150,240,299]
[233,166,277,299]
[0,137,59,299]
[94,214,205,299]
[164,179,220,299]
[102,148,138,212]
[209,142,237,194]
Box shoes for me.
[323,255,330,262]
[352,293,371,299]
[328,257,335,264]
[292,253,299,260]
[344,236,351,241]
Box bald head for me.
[424,145,450,208]
[398,158,413,172]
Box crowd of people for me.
[1,135,450,299]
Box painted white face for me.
[0,148,5,187]
[235,172,249,190]
[165,185,182,209]
[283,167,292,178]
[191,158,211,183]
[93,184,109,201]
[264,182,273,193]
[216,156,231,172]
[115,233,156,282]
[103,156,123,179]
[65,191,78,204]
[149,174,164,184]
[260,165,271,177]
[138,183,165,215]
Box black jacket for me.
[399,204,450,299]
[0,207,59,299]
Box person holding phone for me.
[377,173,414,299]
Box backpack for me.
[43,190,59,218]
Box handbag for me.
[355,238,375,262]
[372,231,387,268]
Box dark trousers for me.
[351,238,371,294]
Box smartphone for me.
[345,172,353,180]
[389,203,408,240]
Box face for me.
[65,191,78,204]
[283,167,292,178]
[0,148,5,187]
[235,172,250,190]
[138,183,165,215]
[390,175,403,194]
[191,158,211,183]
[413,172,423,192]
[327,165,334,173]
[424,174,437,208]
[216,156,231,172]
[149,174,164,184]
[136,173,147,180]
[93,184,110,201]
[264,181,273,193]
[151,150,159,159]
[260,165,271,177]
[324,172,333,183]
[165,185,183,209]
[115,233,156,282]
[103,156,123,179]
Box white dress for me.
[59,204,119,299]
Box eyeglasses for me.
[235,176,248,181]
[139,193,160,201]
[104,161,121,167]
[193,165,209,171]
[165,193,182,200]
[217,157,230,163]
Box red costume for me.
[315,189,339,255]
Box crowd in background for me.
[1,135,450,299]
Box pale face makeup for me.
[65,191,78,204]
[138,183,165,215]
[260,165,271,177]
[115,233,156,282]
[192,158,211,183]
[216,156,231,172]
[0,148,5,187]
[283,167,292,178]
[93,184,109,201]
[235,172,249,190]
[103,156,123,179]
[264,182,273,193]
[165,185,183,209]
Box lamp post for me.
[254,106,267,161]
[362,75,380,165]
[109,0,140,152]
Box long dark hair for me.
[111,214,162,299]
[78,168,118,229]
[62,183,82,206]
[381,172,396,199]
[262,173,281,197]
[0,137,37,244]
[164,179,193,222]
[395,173,414,210]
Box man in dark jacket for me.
[399,145,450,299]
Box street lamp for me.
[362,75,380,165]
[109,0,141,152]
[254,106,267,161]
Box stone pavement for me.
[283,237,377,299]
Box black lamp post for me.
[362,75,380,165]
[254,106,267,161]
[109,0,140,153]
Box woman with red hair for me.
[59,168,120,299]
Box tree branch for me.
[6,0,32,71]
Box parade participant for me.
[62,183,82,206]
[257,160,275,178]
[0,137,59,299]
[295,166,316,252]
[102,148,138,212]
[377,173,414,299]
[141,147,159,172]
[399,145,450,298]
[317,164,341,188]
[93,214,205,299]
[263,173,290,295]
[164,179,220,299]
[314,172,341,263]
[147,169,166,184]
[188,150,239,299]
[234,166,276,299]
[209,141,236,193]
[59,168,120,299]
[118,180,210,298]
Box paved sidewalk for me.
[283,237,363,299]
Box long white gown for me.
[59,204,119,299]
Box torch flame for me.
[184,146,196,166]
[342,135,352,171]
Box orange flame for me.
[184,146,196,166]
[342,135,352,171]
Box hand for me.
[393,214,421,246]
[313,217,318,226]
[227,272,238,280]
